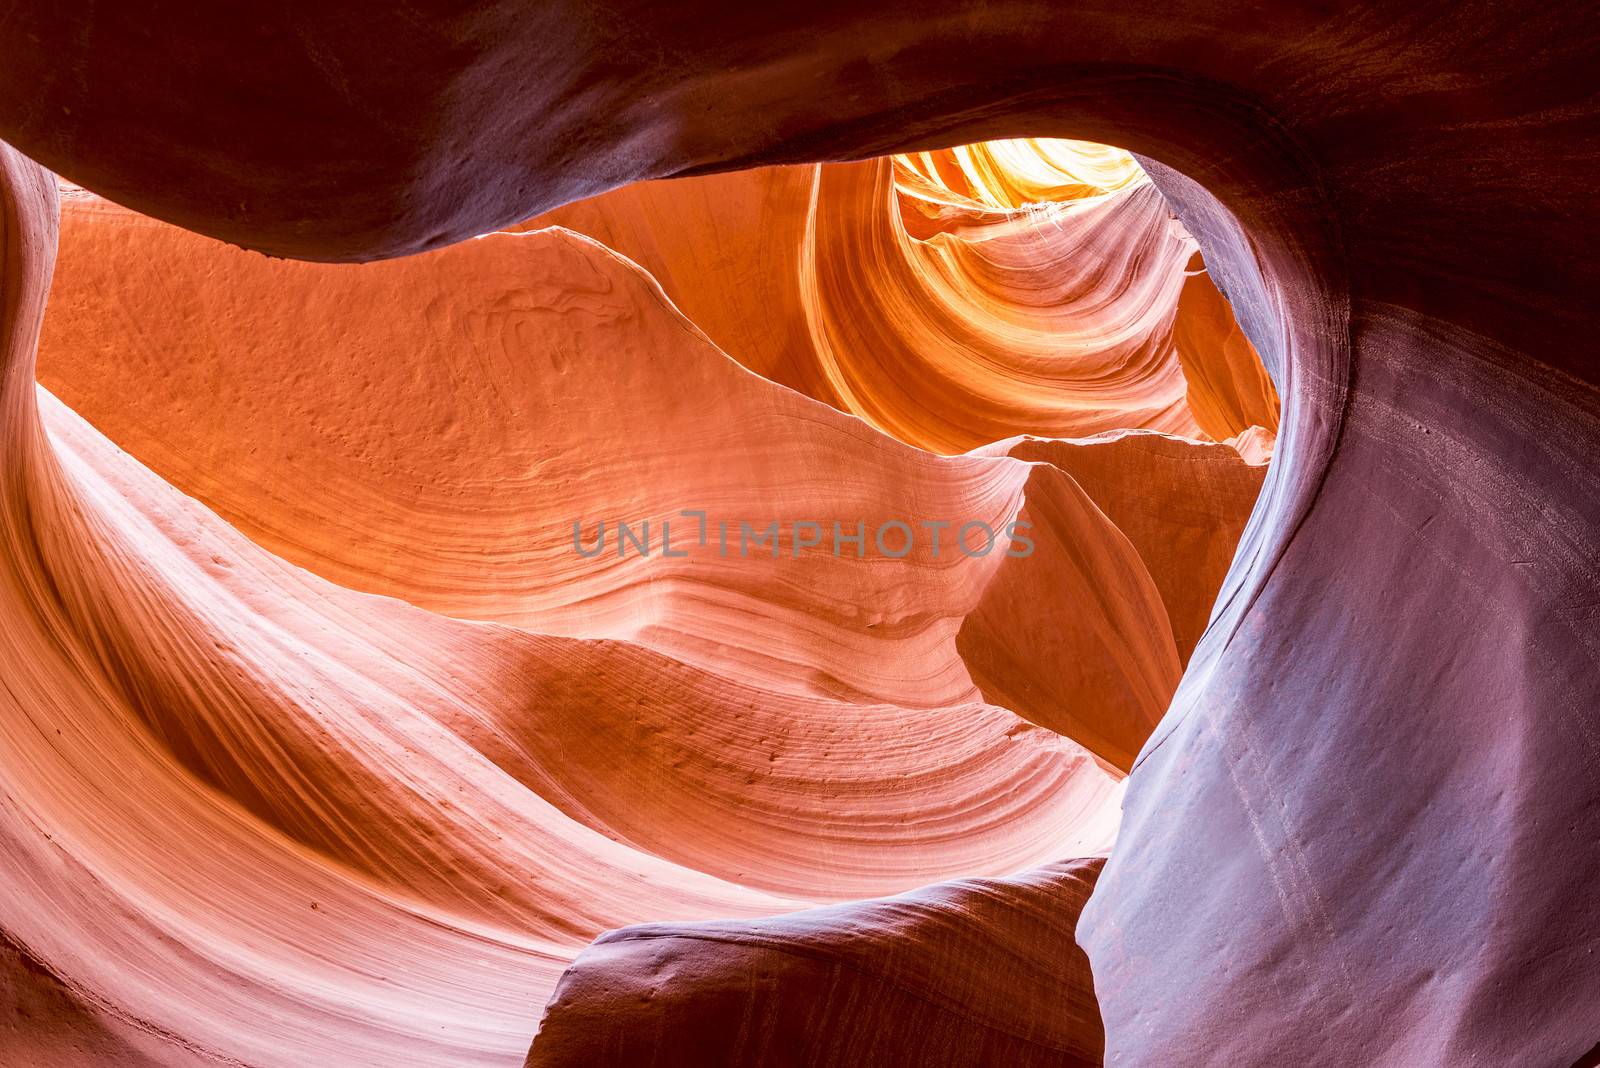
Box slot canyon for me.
[0,4,1596,1067]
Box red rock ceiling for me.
[0,5,1596,1067]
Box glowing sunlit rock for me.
[0,3,1574,1064]
[6,140,1246,1064]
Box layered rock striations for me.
[518,140,1272,455]
[1,3,1591,1066]
[3,134,1263,1065]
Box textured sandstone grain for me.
[1,3,1587,1065]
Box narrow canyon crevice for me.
[0,5,1595,1067]
[3,134,1274,1066]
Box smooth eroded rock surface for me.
[2,3,1594,1065]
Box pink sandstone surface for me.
[0,4,1592,1066]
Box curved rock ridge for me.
[3,4,1594,1067]
[4,135,1271,1065]
[800,160,1203,451]
[37,184,1258,764]
[975,431,1270,663]
[527,856,1109,1068]
[16,132,1276,1063]
[3,146,796,1068]
[0,145,1139,1066]
[519,140,1273,455]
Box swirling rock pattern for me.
[4,133,1262,1065]
[519,140,1269,454]
[1,2,1593,1066]
[38,181,1256,774]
